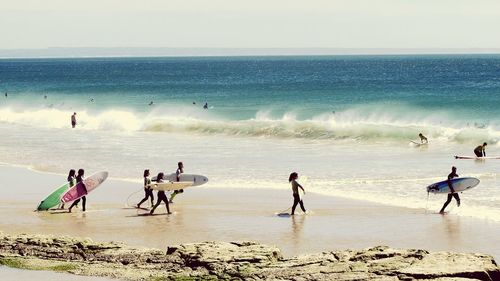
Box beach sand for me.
[1,164,500,279]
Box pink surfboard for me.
[61,171,108,203]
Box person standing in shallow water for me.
[137,169,154,208]
[68,169,87,212]
[71,112,77,128]
[289,172,306,215]
[439,166,460,214]
[150,173,171,215]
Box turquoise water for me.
[1,55,500,221]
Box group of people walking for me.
[136,162,185,215]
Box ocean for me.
[1,55,500,221]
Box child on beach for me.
[439,166,460,214]
[150,173,171,215]
[68,169,87,212]
[137,169,154,208]
[169,162,184,203]
[289,172,306,215]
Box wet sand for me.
[1,164,499,266]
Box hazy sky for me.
[1,0,500,49]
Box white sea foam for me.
[0,104,499,144]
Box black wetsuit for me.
[69,175,86,212]
[137,177,154,207]
[474,145,485,157]
[150,180,170,214]
[439,171,460,213]
[291,180,306,215]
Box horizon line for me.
[1,47,500,59]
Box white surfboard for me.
[426,177,480,194]
[152,173,208,186]
[454,155,500,160]
[410,140,427,146]
[147,181,193,191]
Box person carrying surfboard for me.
[418,133,428,144]
[137,169,154,209]
[474,142,487,157]
[150,173,171,215]
[169,162,184,203]
[439,166,460,214]
[60,169,76,209]
[68,169,87,212]
[289,172,306,215]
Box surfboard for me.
[37,182,72,211]
[147,181,193,191]
[454,155,500,160]
[61,172,109,203]
[152,173,208,186]
[426,177,480,194]
[410,140,427,146]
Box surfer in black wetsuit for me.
[439,166,460,214]
[169,162,184,203]
[418,133,428,144]
[150,173,171,215]
[60,169,76,209]
[68,169,87,212]
[137,169,154,208]
[71,112,77,128]
[289,172,306,215]
[474,142,487,157]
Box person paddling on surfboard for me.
[169,162,184,203]
[439,166,460,214]
[474,142,487,157]
[418,133,428,144]
[68,169,87,212]
[289,172,306,215]
[137,169,154,209]
[150,173,171,215]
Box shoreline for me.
[1,164,500,262]
[1,232,499,280]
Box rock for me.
[0,232,498,280]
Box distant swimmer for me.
[149,101,154,106]
[68,169,87,212]
[169,162,184,203]
[418,133,428,144]
[474,142,487,157]
[439,166,460,214]
[289,172,306,215]
[137,169,154,209]
[90,98,94,102]
[4,92,7,98]
[150,173,171,215]
[192,101,196,105]
[203,102,208,109]
[71,112,77,128]
[44,95,47,99]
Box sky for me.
[1,0,500,50]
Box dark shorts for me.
[474,149,483,157]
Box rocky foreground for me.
[0,232,499,281]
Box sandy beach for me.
[1,163,499,267]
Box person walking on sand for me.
[169,162,184,203]
[137,169,154,208]
[289,172,306,215]
[71,112,77,128]
[419,133,428,144]
[150,173,171,215]
[439,166,460,214]
[474,142,487,157]
[68,169,87,212]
